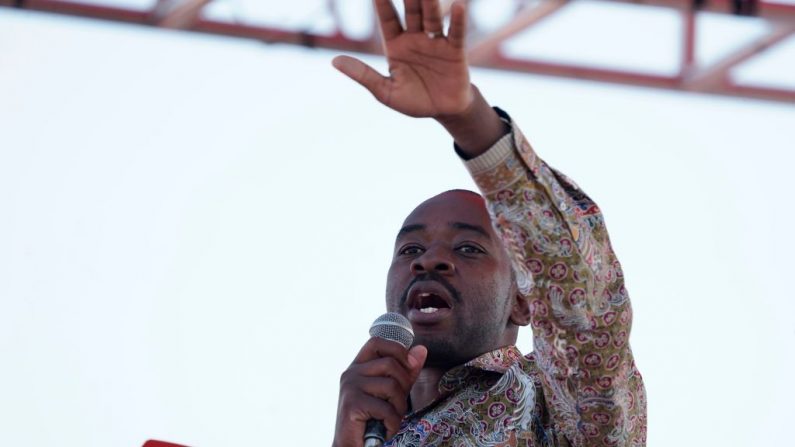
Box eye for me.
[398,244,425,256]
[456,244,485,255]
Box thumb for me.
[332,55,390,103]
[407,345,427,377]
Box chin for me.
[415,337,469,369]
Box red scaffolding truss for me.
[3,0,794,103]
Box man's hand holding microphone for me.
[333,313,427,447]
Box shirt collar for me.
[405,345,525,417]
[438,345,524,394]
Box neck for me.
[409,367,446,412]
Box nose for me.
[410,247,456,276]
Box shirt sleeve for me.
[460,108,647,447]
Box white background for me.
[1,4,794,446]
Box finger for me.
[350,357,413,393]
[351,393,404,438]
[447,0,467,49]
[407,345,428,379]
[352,336,411,369]
[404,0,422,33]
[356,376,410,415]
[332,56,391,103]
[374,0,403,40]
[336,390,403,445]
[421,0,443,34]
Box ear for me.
[509,291,532,327]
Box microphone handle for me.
[364,419,386,447]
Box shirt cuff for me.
[456,107,516,175]
[463,132,514,175]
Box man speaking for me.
[330,0,647,445]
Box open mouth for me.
[405,282,454,323]
[414,292,451,314]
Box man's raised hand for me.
[332,0,473,119]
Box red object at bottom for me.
[142,441,190,447]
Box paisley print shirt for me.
[385,109,647,447]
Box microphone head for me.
[369,312,414,349]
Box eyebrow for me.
[396,224,425,241]
[450,222,492,240]
[395,221,492,241]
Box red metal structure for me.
[2,0,794,103]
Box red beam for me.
[488,55,683,88]
[153,0,212,29]
[683,24,795,91]
[680,6,697,78]
[191,19,378,53]
[725,81,795,102]
[468,0,568,64]
[3,0,794,103]
[13,1,380,52]
[22,0,151,24]
[488,51,795,103]
[606,0,795,20]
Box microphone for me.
[364,312,414,447]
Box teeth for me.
[420,307,438,313]
[419,293,431,297]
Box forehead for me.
[401,191,492,232]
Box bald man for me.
[331,1,646,446]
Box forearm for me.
[435,85,508,158]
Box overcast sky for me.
[1,4,794,446]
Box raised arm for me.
[462,121,647,445]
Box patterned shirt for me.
[385,109,647,446]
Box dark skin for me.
[332,1,532,446]
[334,193,533,447]
[387,191,533,410]
[332,0,506,156]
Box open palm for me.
[333,0,473,118]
